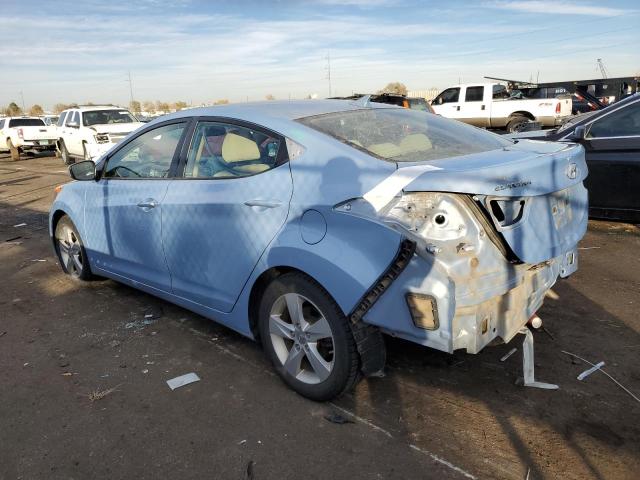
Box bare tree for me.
[142,101,156,114]
[173,101,188,110]
[155,101,170,112]
[378,82,408,96]
[265,94,276,101]
[4,102,23,116]
[214,99,229,105]
[129,100,141,114]
[28,104,44,116]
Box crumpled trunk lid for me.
[401,140,589,264]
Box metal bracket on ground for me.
[519,327,559,390]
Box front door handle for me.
[456,105,460,111]
[137,199,158,210]
[244,200,282,209]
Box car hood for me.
[372,140,588,264]
[90,122,144,134]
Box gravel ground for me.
[1,152,639,480]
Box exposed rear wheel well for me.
[509,111,535,121]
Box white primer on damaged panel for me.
[363,165,441,211]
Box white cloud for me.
[488,1,632,16]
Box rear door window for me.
[8,118,45,127]
[57,112,67,127]
[183,121,284,179]
[465,86,484,102]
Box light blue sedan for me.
[50,100,588,400]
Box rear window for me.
[82,110,137,126]
[8,118,45,127]
[298,108,511,162]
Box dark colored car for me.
[512,93,640,223]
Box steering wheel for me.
[112,165,141,178]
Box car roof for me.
[161,99,396,124]
[70,106,129,112]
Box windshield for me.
[9,118,45,127]
[298,108,512,162]
[82,110,137,126]
[557,111,599,132]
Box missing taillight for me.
[489,199,525,227]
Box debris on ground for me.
[142,305,163,320]
[13,223,27,227]
[88,385,120,402]
[500,348,517,362]
[577,361,605,381]
[0,331,6,338]
[124,318,157,329]
[324,412,355,425]
[166,372,200,390]
[237,439,247,446]
[562,351,640,404]
[30,259,47,262]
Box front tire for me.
[7,139,20,161]
[82,143,91,161]
[54,216,93,281]
[59,140,74,165]
[258,272,360,401]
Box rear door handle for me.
[137,199,158,210]
[244,200,282,209]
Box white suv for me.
[57,106,143,164]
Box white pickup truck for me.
[431,83,572,132]
[57,106,144,164]
[0,117,58,160]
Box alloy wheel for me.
[269,293,335,384]
[56,223,83,276]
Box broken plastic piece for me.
[166,372,200,390]
[519,327,559,390]
[500,348,517,362]
[577,361,605,380]
[562,351,640,404]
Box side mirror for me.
[69,161,96,181]
[571,125,587,141]
[66,121,79,128]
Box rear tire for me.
[7,139,20,161]
[506,115,530,133]
[258,272,360,401]
[54,216,93,281]
[60,140,74,165]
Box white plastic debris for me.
[500,348,517,362]
[166,372,200,390]
[13,223,27,227]
[520,327,558,390]
[577,361,605,381]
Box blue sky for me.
[0,0,638,110]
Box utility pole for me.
[126,71,135,106]
[325,51,332,98]
[19,91,25,111]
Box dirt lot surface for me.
[1,153,639,480]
